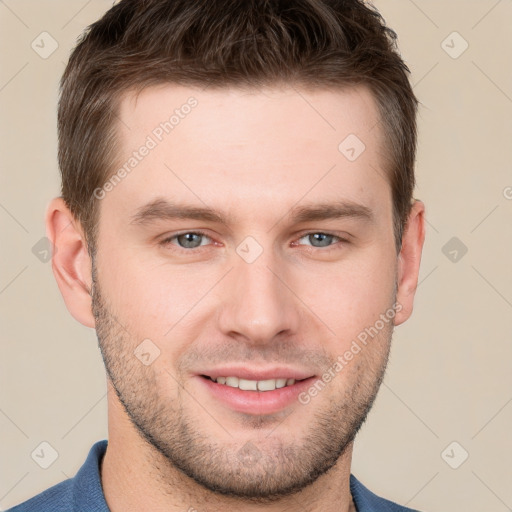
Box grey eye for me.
[299,233,338,248]
[175,233,207,248]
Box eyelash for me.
[159,230,349,253]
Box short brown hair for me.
[58,0,418,256]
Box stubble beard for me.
[91,259,393,503]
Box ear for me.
[393,200,426,326]
[46,197,95,328]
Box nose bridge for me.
[217,244,299,344]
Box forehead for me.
[118,83,382,151]
[107,83,390,223]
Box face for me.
[91,84,401,500]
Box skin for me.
[47,84,425,512]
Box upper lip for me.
[197,366,316,381]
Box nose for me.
[216,249,301,346]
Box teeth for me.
[239,378,258,391]
[276,378,287,388]
[212,376,297,391]
[259,379,280,391]
[225,376,239,388]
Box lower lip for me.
[196,375,316,415]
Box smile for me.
[197,374,317,415]
[204,375,300,391]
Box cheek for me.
[294,250,397,336]
[97,248,218,341]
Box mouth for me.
[196,371,317,415]
[200,375,307,392]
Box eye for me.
[296,232,346,249]
[161,231,212,249]
[159,230,348,253]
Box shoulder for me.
[350,474,423,512]
[5,440,109,512]
[5,479,74,512]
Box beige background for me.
[1,1,511,511]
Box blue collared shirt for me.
[7,440,421,511]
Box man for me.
[8,0,425,510]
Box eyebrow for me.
[129,197,375,227]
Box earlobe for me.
[45,197,96,328]
[394,200,426,327]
